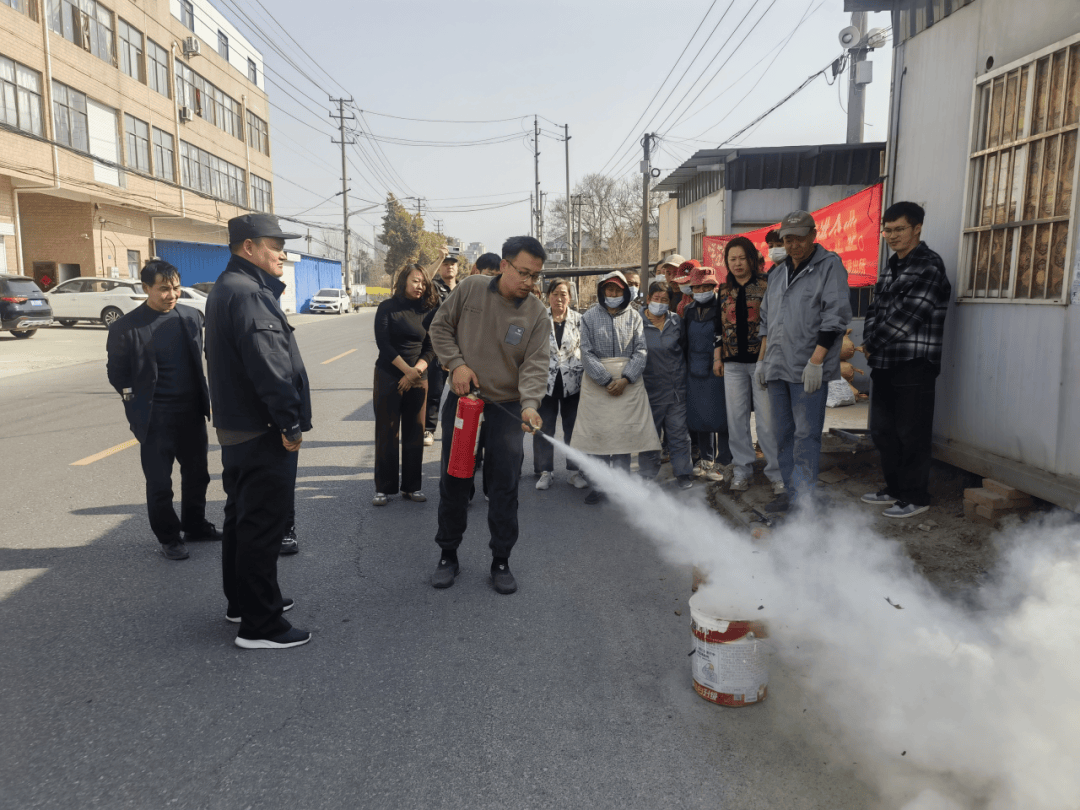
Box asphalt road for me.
[0,310,875,809]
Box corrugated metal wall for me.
[155,240,232,286]
[293,255,342,313]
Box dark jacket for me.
[204,255,312,439]
[106,303,210,442]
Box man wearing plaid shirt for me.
[861,202,952,519]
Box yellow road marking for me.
[322,348,357,365]
[71,438,139,466]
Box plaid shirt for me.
[862,241,951,369]
[579,303,648,385]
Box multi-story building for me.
[0,0,273,286]
[463,241,484,265]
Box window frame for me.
[251,174,272,212]
[117,18,144,83]
[217,30,228,61]
[146,38,170,98]
[957,32,1080,305]
[179,0,193,30]
[0,54,44,136]
[151,126,174,182]
[51,79,88,152]
[247,57,257,85]
[123,112,150,173]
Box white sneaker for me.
[535,471,553,490]
[701,462,723,482]
[693,462,706,478]
[568,471,589,489]
[729,476,750,492]
[423,431,435,446]
[771,480,786,495]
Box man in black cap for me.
[106,259,219,561]
[204,213,312,649]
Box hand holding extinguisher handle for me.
[451,364,480,397]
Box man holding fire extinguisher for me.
[427,235,550,594]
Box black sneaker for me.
[763,493,790,513]
[279,525,299,555]
[677,475,694,489]
[431,555,459,589]
[584,489,606,505]
[234,626,311,650]
[184,521,222,542]
[160,540,189,560]
[491,560,517,594]
[226,598,294,623]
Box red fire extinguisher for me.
[447,393,485,478]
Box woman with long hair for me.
[714,236,782,493]
[534,279,586,490]
[372,264,439,506]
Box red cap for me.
[672,259,699,284]
[687,266,719,287]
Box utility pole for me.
[330,97,354,289]
[539,192,546,245]
[564,124,571,265]
[572,195,584,267]
[433,219,443,236]
[640,132,653,289]
[533,115,541,245]
[529,193,534,238]
[846,11,868,144]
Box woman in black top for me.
[372,264,438,506]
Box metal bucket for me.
[689,591,769,707]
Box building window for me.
[1,0,39,20]
[217,30,228,61]
[145,39,169,98]
[152,126,174,181]
[127,249,139,279]
[251,174,272,213]
[179,141,246,206]
[246,109,269,155]
[961,37,1080,302]
[247,58,257,84]
[117,19,144,83]
[51,80,88,151]
[174,58,242,139]
[123,113,150,172]
[179,0,193,30]
[48,0,116,67]
[0,55,44,136]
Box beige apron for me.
[570,357,661,455]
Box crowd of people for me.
[103,199,950,648]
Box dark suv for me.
[0,274,53,338]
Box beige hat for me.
[656,254,686,271]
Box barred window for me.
[961,36,1080,302]
[51,80,88,151]
[179,141,246,206]
[117,18,144,83]
[0,55,44,136]
[246,109,268,155]
[48,0,116,67]
[152,126,174,181]
[251,174,272,213]
[146,38,169,98]
[123,113,149,172]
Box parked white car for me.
[46,278,148,328]
[178,287,207,320]
[309,288,349,314]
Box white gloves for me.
[801,361,823,394]
[755,361,768,388]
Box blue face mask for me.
[604,295,624,309]
[647,302,668,316]
[693,291,716,304]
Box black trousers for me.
[869,359,939,506]
[436,392,524,559]
[533,390,580,473]
[425,365,447,433]
[373,366,428,494]
[139,407,210,543]
[221,431,297,639]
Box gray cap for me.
[228,213,301,244]
[778,210,815,238]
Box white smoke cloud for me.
[548,437,1080,810]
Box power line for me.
[358,110,530,124]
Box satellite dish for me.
[839,25,862,49]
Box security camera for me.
[839,25,862,49]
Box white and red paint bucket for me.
[689,591,769,707]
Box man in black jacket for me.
[106,259,219,561]
[205,214,312,650]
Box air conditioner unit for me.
[178,106,193,123]
[182,36,201,58]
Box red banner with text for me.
[702,183,883,288]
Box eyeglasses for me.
[505,258,544,283]
[881,225,912,237]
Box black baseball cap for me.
[475,252,501,271]
[228,213,301,244]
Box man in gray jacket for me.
[757,211,852,512]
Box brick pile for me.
[963,479,1033,524]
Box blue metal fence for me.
[293,255,342,313]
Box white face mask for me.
[604,296,624,309]
[679,284,692,295]
[647,301,668,316]
[628,285,639,300]
[769,246,788,263]
[693,290,715,304]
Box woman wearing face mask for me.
[714,237,783,495]
[639,281,694,487]
[765,229,787,273]
[572,271,660,505]
[681,265,732,481]
[671,259,698,318]
[534,279,586,490]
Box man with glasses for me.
[427,236,550,595]
[860,202,951,519]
